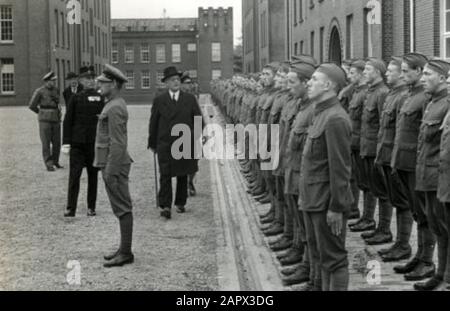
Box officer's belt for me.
[40,106,58,110]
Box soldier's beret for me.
[389,56,403,68]
[350,60,366,71]
[96,64,128,83]
[316,63,347,92]
[43,71,57,81]
[290,62,316,81]
[291,54,317,67]
[366,58,387,75]
[403,53,428,69]
[426,59,450,78]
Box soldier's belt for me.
[40,106,59,110]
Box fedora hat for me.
[162,66,182,83]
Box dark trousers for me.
[305,210,349,291]
[39,121,61,167]
[67,143,99,212]
[445,203,450,283]
[159,175,188,208]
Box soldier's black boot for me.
[104,249,120,261]
[404,261,435,281]
[350,219,376,232]
[87,209,96,217]
[381,243,412,262]
[414,275,443,291]
[394,258,421,274]
[280,248,303,266]
[350,191,376,231]
[270,236,293,252]
[262,223,284,237]
[281,265,300,276]
[104,213,134,268]
[365,230,393,246]
[282,265,310,286]
[64,208,76,217]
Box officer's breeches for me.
[102,164,133,218]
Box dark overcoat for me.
[148,91,204,177]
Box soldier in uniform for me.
[392,53,436,282]
[29,71,63,171]
[300,63,352,291]
[413,60,450,291]
[94,64,134,268]
[63,72,83,106]
[353,59,393,247]
[62,66,105,217]
[375,57,411,262]
[338,59,356,112]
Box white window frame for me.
[0,5,13,43]
[141,70,150,89]
[1,59,15,95]
[212,69,222,80]
[187,43,197,52]
[124,44,134,64]
[156,44,166,64]
[441,0,450,60]
[112,43,119,64]
[125,71,135,89]
[141,43,150,63]
[172,43,181,63]
[211,42,221,62]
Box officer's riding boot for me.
[381,209,413,262]
[350,191,376,232]
[403,227,436,280]
[104,213,134,268]
[365,199,393,245]
[330,267,349,291]
[349,181,361,220]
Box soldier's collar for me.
[430,87,448,102]
[368,79,385,91]
[391,82,408,93]
[410,80,424,94]
[314,96,339,116]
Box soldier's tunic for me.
[438,108,450,284]
[391,81,435,263]
[63,88,105,212]
[339,83,355,113]
[416,88,449,281]
[300,97,352,290]
[29,85,62,168]
[94,96,133,218]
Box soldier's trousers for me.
[159,175,188,208]
[425,192,447,280]
[350,151,363,216]
[286,194,304,249]
[362,157,392,232]
[381,166,413,246]
[67,143,99,212]
[274,176,286,227]
[444,203,450,283]
[39,121,61,168]
[396,170,436,263]
[355,155,377,222]
[304,210,349,291]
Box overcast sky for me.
[111,0,242,45]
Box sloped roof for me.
[112,18,198,32]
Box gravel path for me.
[0,106,218,291]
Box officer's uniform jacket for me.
[299,97,352,213]
[416,88,449,192]
[29,85,62,123]
[63,88,105,145]
[360,80,389,158]
[348,84,369,151]
[375,84,408,166]
[94,96,133,176]
[438,107,450,203]
[391,82,431,172]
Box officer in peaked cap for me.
[29,70,63,171]
[63,66,105,218]
[94,64,135,268]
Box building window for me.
[212,42,221,62]
[294,42,299,56]
[0,5,13,43]
[310,31,315,57]
[141,43,150,63]
[187,43,197,52]
[141,70,150,89]
[442,0,450,59]
[320,27,325,63]
[125,71,135,89]
[300,41,304,54]
[124,44,134,63]
[172,43,181,63]
[260,11,267,48]
[346,14,354,59]
[156,44,166,63]
[212,69,222,80]
[112,43,119,64]
[156,71,164,85]
[61,12,65,48]
[55,10,59,46]
[188,70,198,79]
[0,58,14,94]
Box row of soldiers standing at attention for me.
[211,53,450,291]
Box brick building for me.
[242,0,287,74]
[0,0,111,107]
[111,7,234,104]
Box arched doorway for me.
[329,27,342,65]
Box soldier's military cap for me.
[79,66,95,78]
[426,59,450,77]
[403,53,428,69]
[389,56,403,68]
[291,54,317,67]
[264,61,282,73]
[97,64,128,83]
[43,71,57,81]
[342,59,354,66]
[350,60,366,71]
[290,62,316,81]
[181,72,192,83]
[65,72,78,80]
[316,63,347,92]
[366,58,387,75]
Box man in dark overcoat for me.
[148,66,204,220]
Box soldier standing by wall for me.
[29,71,63,172]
